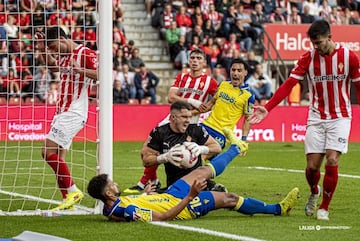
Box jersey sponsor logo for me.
[219,91,235,103]
[312,74,346,82]
[178,87,204,95]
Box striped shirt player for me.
[249,20,360,221]
[36,27,98,211]
[158,74,218,126]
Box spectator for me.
[318,0,332,21]
[33,66,52,103]
[301,5,316,24]
[246,50,260,78]
[204,3,222,33]
[170,35,189,69]
[20,0,38,12]
[329,6,342,25]
[165,21,181,47]
[85,27,97,50]
[262,0,277,16]
[219,33,240,75]
[230,18,253,53]
[159,3,176,40]
[302,0,320,19]
[176,5,193,36]
[186,24,204,46]
[115,63,136,100]
[236,3,258,42]
[31,6,46,35]
[246,64,272,103]
[221,4,237,39]
[3,15,19,53]
[190,5,205,28]
[287,5,302,24]
[202,18,217,43]
[250,3,268,37]
[46,80,58,104]
[113,25,126,47]
[211,64,226,84]
[4,68,20,97]
[113,79,129,104]
[202,37,221,70]
[122,40,135,61]
[342,6,359,25]
[216,0,232,15]
[134,63,159,104]
[269,7,286,24]
[129,47,145,72]
[72,26,84,44]
[113,48,128,71]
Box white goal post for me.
[0,0,113,216]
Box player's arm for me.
[168,87,203,109]
[151,178,206,221]
[198,97,216,113]
[34,32,58,71]
[142,141,183,167]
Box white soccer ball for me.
[179,144,198,169]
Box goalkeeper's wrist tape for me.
[241,136,247,141]
[156,154,168,164]
[187,98,201,108]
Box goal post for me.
[0,0,113,215]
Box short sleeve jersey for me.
[146,123,210,186]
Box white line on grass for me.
[243,166,360,179]
[151,221,268,241]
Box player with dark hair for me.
[88,128,300,222]
[199,58,255,150]
[250,20,360,220]
[124,49,220,194]
[35,26,98,210]
[140,101,221,188]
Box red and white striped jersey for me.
[290,44,360,120]
[172,72,218,104]
[157,72,218,125]
[56,44,97,118]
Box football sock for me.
[139,165,159,187]
[319,165,338,211]
[208,145,240,177]
[46,153,74,199]
[305,167,320,194]
[235,197,281,215]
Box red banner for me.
[1,105,359,142]
[263,24,360,60]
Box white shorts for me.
[47,111,86,150]
[304,118,351,154]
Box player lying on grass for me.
[88,128,300,222]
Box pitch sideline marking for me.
[151,221,268,241]
[243,166,360,179]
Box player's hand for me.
[197,103,208,113]
[144,181,157,195]
[156,144,183,165]
[183,142,209,157]
[188,178,207,200]
[248,106,268,124]
[187,98,202,109]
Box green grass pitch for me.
[0,142,359,241]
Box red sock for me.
[46,153,74,199]
[139,165,159,186]
[319,165,338,211]
[305,167,320,194]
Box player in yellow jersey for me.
[88,127,300,222]
[199,58,255,150]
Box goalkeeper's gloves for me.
[187,98,202,109]
[156,144,183,166]
[183,142,209,157]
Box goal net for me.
[0,0,112,216]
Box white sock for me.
[67,185,78,193]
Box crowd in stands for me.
[149,0,360,104]
[0,0,359,105]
